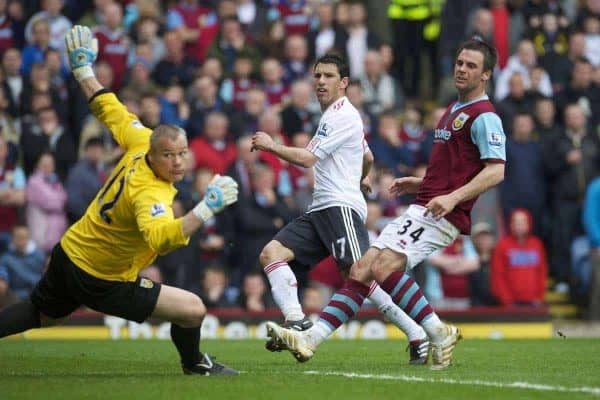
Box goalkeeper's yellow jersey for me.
[60,91,190,282]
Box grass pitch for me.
[1,339,599,400]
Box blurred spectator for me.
[500,113,546,234]
[495,39,552,101]
[468,222,498,306]
[121,58,158,96]
[220,55,258,111]
[230,87,268,138]
[186,75,233,138]
[428,236,479,309]
[260,57,290,110]
[268,0,311,36]
[192,263,234,308]
[234,161,295,283]
[44,48,69,102]
[388,0,430,98]
[189,111,237,175]
[577,0,600,31]
[287,132,313,212]
[25,0,72,61]
[0,225,45,303]
[468,8,494,45]
[359,49,402,116]
[583,14,600,67]
[256,20,286,60]
[152,30,199,88]
[0,135,25,252]
[306,0,347,62]
[280,79,318,138]
[155,199,198,289]
[491,208,548,306]
[526,11,568,60]
[236,0,270,40]
[25,152,67,253]
[21,18,52,76]
[130,17,165,68]
[21,62,65,119]
[398,105,428,164]
[583,176,600,320]
[159,84,190,127]
[65,137,105,223]
[345,2,381,79]
[555,57,600,126]
[207,16,261,77]
[281,34,309,85]
[238,269,275,312]
[534,96,561,138]
[93,3,129,90]
[2,48,24,117]
[20,106,77,180]
[138,92,161,129]
[199,56,225,85]
[0,0,17,55]
[365,198,384,242]
[76,0,111,29]
[346,80,375,139]
[166,0,219,63]
[0,86,20,163]
[369,111,414,176]
[301,285,326,312]
[226,135,261,199]
[543,103,600,291]
[495,72,535,129]
[541,30,586,92]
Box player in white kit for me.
[252,54,433,364]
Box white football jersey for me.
[306,96,367,221]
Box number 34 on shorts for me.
[371,205,460,270]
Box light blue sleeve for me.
[12,167,26,189]
[220,79,233,104]
[462,237,479,260]
[166,10,184,30]
[584,178,600,247]
[470,112,506,161]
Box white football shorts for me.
[371,204,460,270]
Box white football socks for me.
[421,313,447,342]
[263,261,305,322]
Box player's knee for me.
[181,293,206,328]
[371,254,405,282]
[348,260,372,284]
[259,241,289,267]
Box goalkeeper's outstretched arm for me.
[65,25,104,99]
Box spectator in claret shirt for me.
[491,209,548,307]
[189,111,237,175]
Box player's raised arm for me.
[65,25,149,151]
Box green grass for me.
[1,339,599,400]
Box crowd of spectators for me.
[0,0,598,319]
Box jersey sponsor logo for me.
[131,120,143,129]
[452,112,470,131]
[434,128,452,141]
[150,203,166,217]
[316,123,329,137]
[139,278,154,289]
[488,131,503,147]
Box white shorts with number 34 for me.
[371,204,460,270]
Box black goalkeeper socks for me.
[170,323,201,368]
[0,300,41,338]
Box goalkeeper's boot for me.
[266,321,314,363]
[407,337,430,365]
[181,353,239,376]
[430,324,462,370]
[265,317,313,352]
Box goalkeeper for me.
[0,26,239,376]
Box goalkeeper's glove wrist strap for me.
[193,201,214,222]
[73,66,95,82]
